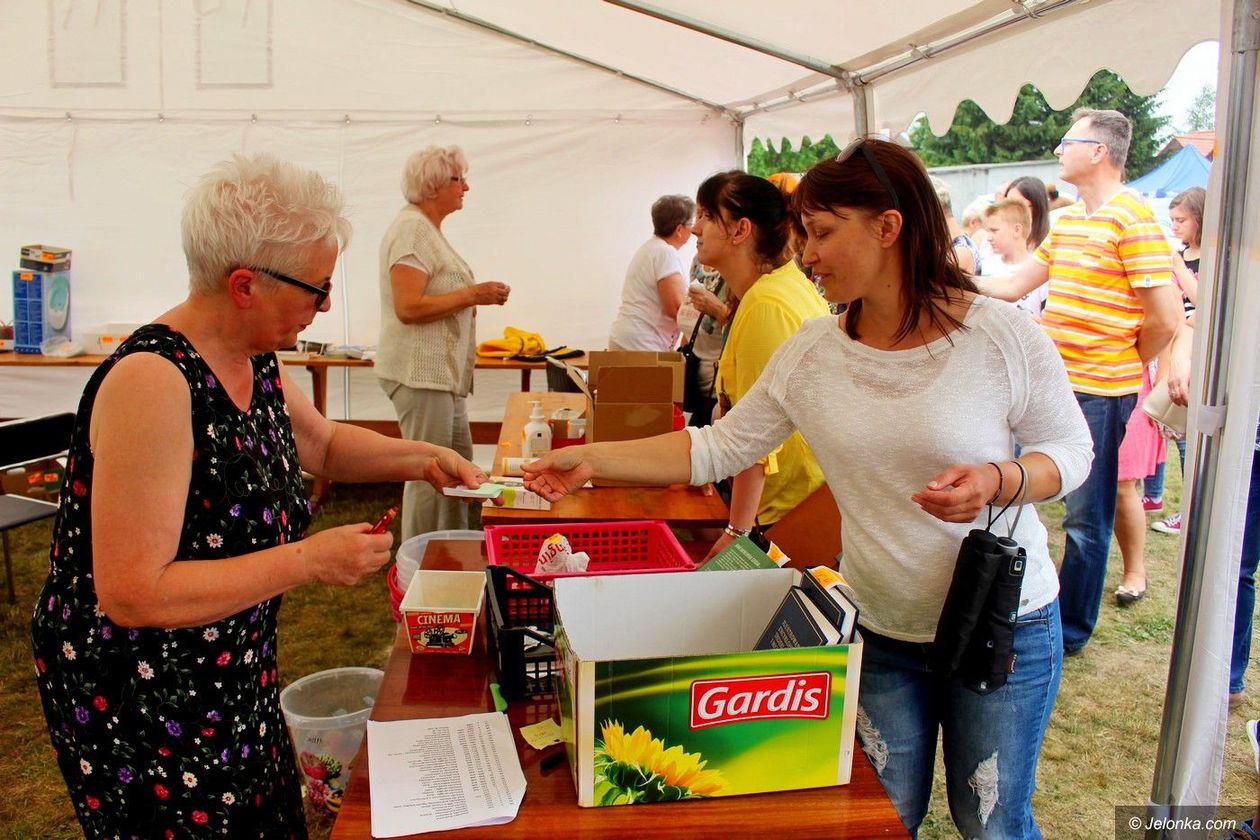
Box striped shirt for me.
[1034,188,1173,396]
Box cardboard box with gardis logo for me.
[553,569,862,806]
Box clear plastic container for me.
[279,667,384,818]
[394,529,484,589]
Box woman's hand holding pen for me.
[303,525,394,586]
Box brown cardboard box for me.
[560,352,682,487]
[586,350,684,404]
[561,351,682,445]
[589,365,675,443]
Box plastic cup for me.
[279,667,384,818]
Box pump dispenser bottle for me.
[522,400,552,460]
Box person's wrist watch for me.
[723,524,752,539]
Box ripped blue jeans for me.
[856,601,1062,839]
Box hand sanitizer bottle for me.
[522,400,552,460]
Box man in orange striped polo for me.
[982,108,1182,656]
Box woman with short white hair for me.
[31,152,489,837]
[378,144,511,539]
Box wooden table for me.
[1,353,590,503]
[330,540,905,839]
[473,354,587,392]
[0,351,586,416]
[481,392,728,528]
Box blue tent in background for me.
[1128,144,1211,197]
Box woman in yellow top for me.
[692,170,830,560]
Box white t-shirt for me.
[608,237,685,350]
[982,255,1047,316]
[686,297,1093,642]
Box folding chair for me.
[545,357,585,393]
[0,413,74,602]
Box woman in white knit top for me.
[524,140,1092,839]
[377,145,511,539]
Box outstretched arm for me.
[281,364,488,489]
[522,431,692,501]
[975,259,1049,302]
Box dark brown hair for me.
[696,171,791,269]
[794,138,976,343]
[1003,176,1051,249]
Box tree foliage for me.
[1186,84,1216,132]
[908,69,1169,180]
[747,134,840,178]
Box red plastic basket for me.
[483,520,694,585]
[386,564,405,622]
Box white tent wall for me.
[0,0,737,419]
[1148,0,1260,813]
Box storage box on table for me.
[484,520,695,590]
[2,459,65,501]
[553,568,862,807]
[12,269,71,353]
[79,322,141,355]
[483,520,696,700]
[560,350,682,445]
[19,244,71,273]
[399,570,485,654]
[485,565,558,700]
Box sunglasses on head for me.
[245,266,331,308]
[836,137,901,213]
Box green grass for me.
[1,453,1257,839]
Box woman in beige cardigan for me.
[377,145,510,539]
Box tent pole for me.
[734,118,746,171]
[851,78,872,137]
[739,0,1086,120]
[603,0,844,78]
[1148,0,1258,829]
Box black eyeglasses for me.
[836,137,901,212]
[246,266,331,308]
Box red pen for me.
[370,505,399,534]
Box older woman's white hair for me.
[181,152,352,295]
[402,145,469,204]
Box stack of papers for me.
[366,712,527,837]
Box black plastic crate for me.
[485,566,557,700]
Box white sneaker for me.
[1151,512,1181,535]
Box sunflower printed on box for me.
[553,568,862,806]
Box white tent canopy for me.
[1,0,1253,823]
[0,0,1217,370]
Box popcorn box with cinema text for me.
[400,570,485,654]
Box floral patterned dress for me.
[31,324,312,839]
